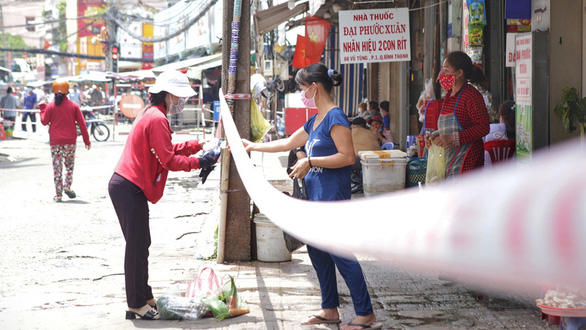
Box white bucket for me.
[361,157,408,197]
[254,214,292,262]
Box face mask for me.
[169,96,186,114]
[438,72,456,91]
[300,84,316,108]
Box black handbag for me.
[283,178,307,252]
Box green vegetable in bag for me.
[221,275,250,318]
[206,295,231,321]
[250,99,271,143]
[425,142,446,184]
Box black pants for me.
[108,173,154,308]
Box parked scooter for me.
[78,108,110,142]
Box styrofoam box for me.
[360,151,408,197]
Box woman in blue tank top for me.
[242,64,380,329]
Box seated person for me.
[357,102,371,120]
[379,101,390,130]
[351,117,380,156]
[368,101,381,118]
[350,117,380,193]
[484,100,516,166]
[368,116,393,146]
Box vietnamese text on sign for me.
[339,8,411,64]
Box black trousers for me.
[108,173,154,308]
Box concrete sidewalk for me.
[0,133,554,329]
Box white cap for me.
[149,70,196,98]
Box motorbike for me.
[78,109,110,142]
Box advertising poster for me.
[77,0,105,38]
[515,33,533,158]
[338,8,410,64]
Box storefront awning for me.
[254,1,309,35]
[152,53,223,74]
[187,58,222,79]
[118,69,157,80]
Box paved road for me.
[0,131,555,329]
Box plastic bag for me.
[467,0,486,25]
[283,178,307,252]
[186,267,222,300]
[156,295,211,320]
[417,78,436,122]
[425,142,446,184]
[221,275,250,318]
[250,99,271,143]
[207,275,250,321]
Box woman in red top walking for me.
[40,78,91,202]
[108,70,217,320]
[426,51,490,177]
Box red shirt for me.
[441,84,490,173]
[40,97,91,146]
[114,104,202,203]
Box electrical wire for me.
[0,15,102,29]
[107,0,219,43]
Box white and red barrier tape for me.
[219,90,586,292]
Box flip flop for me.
[301,315,342,325]
[125,308,159,320]
[64,189,76,199]
[347,322,383,329]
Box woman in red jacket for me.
[40,79,91,202]
[108,70,217,320]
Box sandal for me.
[64,189,76,199]
[346,322,383,329]
[53,196,62,203]
[301,315,341,325]
[125,308,159,320]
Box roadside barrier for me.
[219,91,586,292]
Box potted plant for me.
[553,87,586,140]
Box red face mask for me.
[438,72,456,91]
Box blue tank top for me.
[303,107,351,201]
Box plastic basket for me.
[406,158,427,187]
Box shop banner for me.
[515,33,533,158]
[505,33,517,67]
[339,8,411,64]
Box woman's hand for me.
[433,133,455,148]
[198,139,211,148]
[241,138,256,152]
[425,132,439,148]
[289,157,310,180]
[85,143,92,151]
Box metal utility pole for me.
[219,0,251,261]
[105,7,118,73]
[0,4,7,67]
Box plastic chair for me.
[381,142,394,150]
[484,140,516,164]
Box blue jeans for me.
[21,111,36,132]
[307,245,373,316]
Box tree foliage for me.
[553,87,586,134]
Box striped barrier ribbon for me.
[219,90,586,292]
[1,104,113,114]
